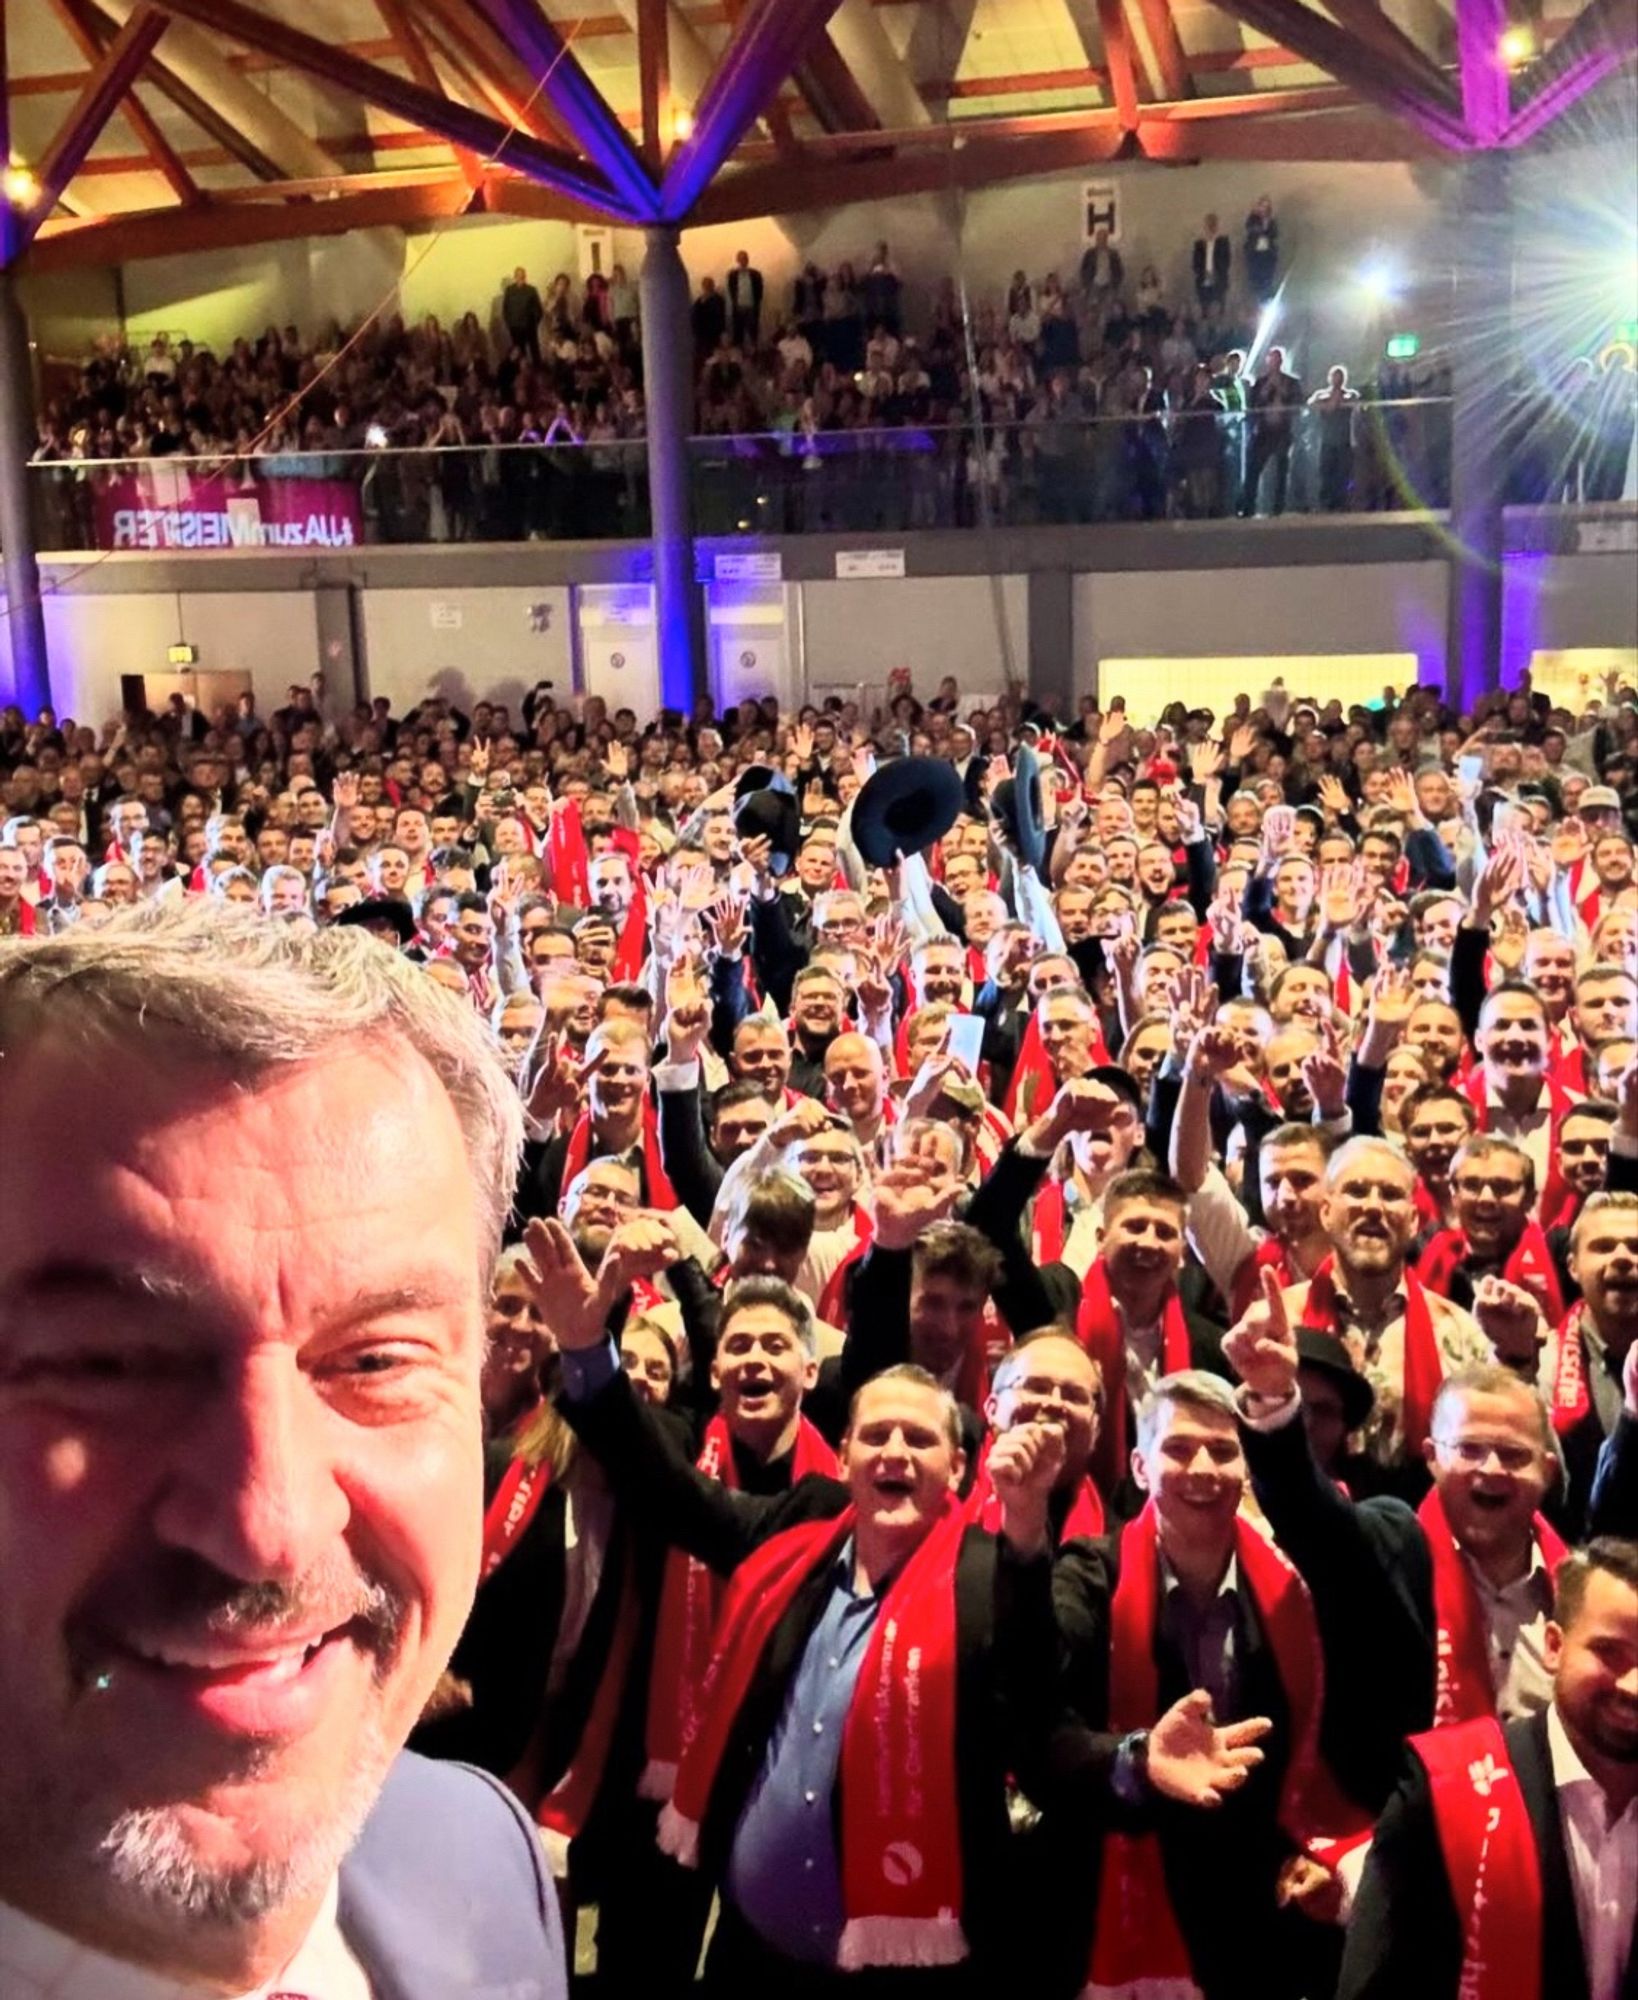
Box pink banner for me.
[90,466,363,552]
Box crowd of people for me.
[36,207,1631,544]
[2,658,1637,2000]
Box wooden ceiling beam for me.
[27,174,482,270]
[1095,0,1146,120]
[146,0,628,211]
[41,0,199,201]
[1134,0,1192,99]
[636,0,672,170]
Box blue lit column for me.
[640,224,705,712]
[1444,150,1510,713]
[0,264,50,717]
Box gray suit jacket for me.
[338,1752,567,2000]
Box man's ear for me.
[947,1445,967,1493]
[1130,1447,1150,1494]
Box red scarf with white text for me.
[1412,1716,1544,2000]
[659,1499,970,1970]
[1419,1486,1568,1726]
[641,1413,838,1799]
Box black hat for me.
[988,743,1045,872]
[336,896,415,947]
[734,763,777,800]
[852,756,967,869]
[734,784,801,876]
[1295,1328,1375,1434]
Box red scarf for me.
[479,1455,551,1581]
[964,1434,1104,1542]
[1075,1259,1192,1498]
[608,825,648,983]
[1411,1716,1544,2000]
[641,1413,838,1799]
[1547,1303,1596,1437]
[1032,1176,1072,1266]
[1229,1234,1298,1322]
[1464,1067,1574,1226]
[1086,1504,1365,1997]
[479,1451,640,1842]
[559,1099,678,1211]
[815,1204,876,1327]
[1419,1487,1569,1726]
[658,1499,970,1970]
[1415,1221,1566,1329]
[1299,1256,1442,1458]
[546,796,591,906]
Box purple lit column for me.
[640,224,705,711]
[0,266,50,718]
[1445,151,1510,714]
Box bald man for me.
[823,1030,891,1155]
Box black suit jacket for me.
[1019,1529,1311,2000]
[1336,1709,1634,2000]
[557,1365,1049,1976]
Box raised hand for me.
[1187,1022,1244,1084]
[332,769,360,813]
[1319,859,1368,935]
[1207,879,1246,956]
[1189,738,1226,785]
[1165,965,1220,1052]
[520,1216,606,1353]
[766,1095,837,1152]
[1222,1265,1299,1401]
[1147,1690,1272,1809]
[1301,1019,1348,1121]
[704,891,749,959]
[1470,841,1525,929]
[676,861,716,913]
[604,739,630,783]
[856,947,894,1022]
[1473,1274,1546,1366]
[469,738,491,780]
[598,1214,681,1304]
[1098,706,1131,749]
[874,1159,965,1250]
[1382,768,1422,824]
[525,1033,599,1128]
[1315,773,1350,820]
[1365,961,1415,1036]
[1228,723,1257,764]
[791,720,816,765]
[987,1419,1067,1556]
[1174,795,1204,844]
[664,959,709,1062]
[905,1052,968,1118]
[1261,804,1296,862]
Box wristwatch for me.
[1111,1728,1152,1806]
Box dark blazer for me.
[655,1071,723,1228]
[1335,1709,1636,2000]
[1019,1529,1314,2000]
[1242,1406,1435,1809]
[340,1752,567,1998]
[1244,1396,1638,1807]
[558,1365,1049,1979]
[1193,234,1232,288]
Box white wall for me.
[359,583,575,717]
[1073,562,1451,691]
[0,583,321,729]
[799,573,1027,700]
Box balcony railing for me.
[24,397,1636,552]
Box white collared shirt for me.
[1548,1703,1638,2000]
[0,1881,372,2000]
[1465,1541,1555,1721]
[1481,1078,1555,1213]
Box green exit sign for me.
[1385,332,1421,360]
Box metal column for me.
[1444,151,1510,712]
[0,265,50,716]
[639,223,705,712]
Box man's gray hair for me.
[1134,1368,1238,1456]
[0,903,524,1268]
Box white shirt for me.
[0,1883,371,2000]
[1548,1704,1638,2000]
[1465,1539,1555,1721]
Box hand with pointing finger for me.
[1223,1266,1300,1403]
